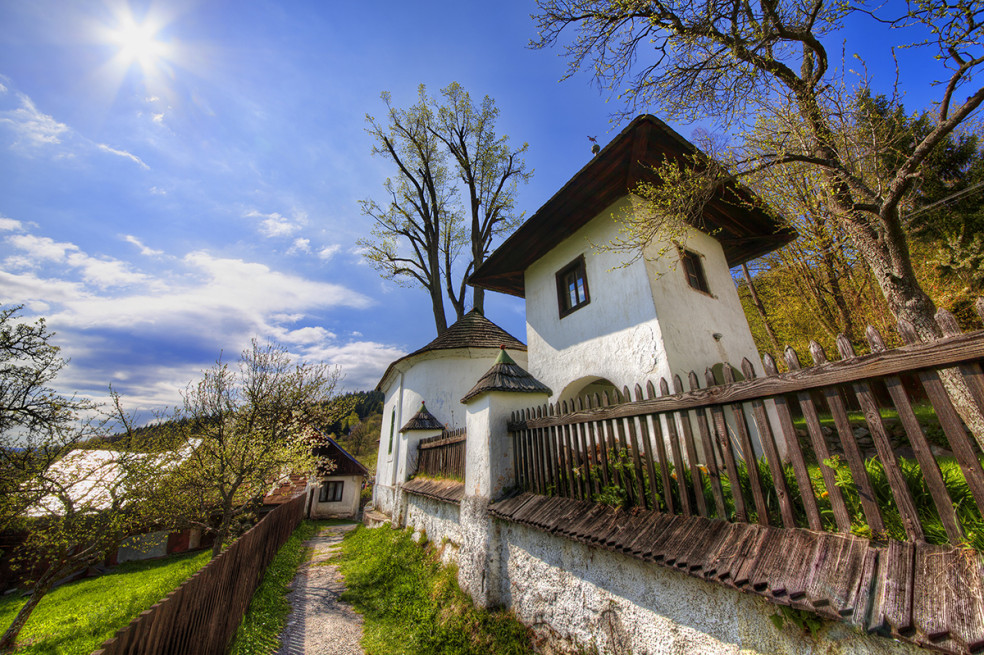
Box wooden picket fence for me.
[91,492,306,655]
[414,428,466,480]
[508,306,984,547]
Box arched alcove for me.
[558,376,620,406]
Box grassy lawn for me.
[337,525,534,655]
[0,549,209,655]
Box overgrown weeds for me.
[228,519,324,655]
[337,525,534,655]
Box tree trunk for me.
[740,263,780,352]
[0,577,53,651]
[429,283,448,336]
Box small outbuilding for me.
[307,436,369,519]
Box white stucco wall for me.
[405,494,462,565]
[309,474,362,519]
[495,520,924,655]
[524,195,767,401]
[525,197,669,399]
[642,224,764,382]
[372,347,529,513]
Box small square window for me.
[556,255,590,318]
[680,249,710,294]
[319,481,344,503]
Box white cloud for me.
[287,238,311,255]
[97,144,150,170]
[152,113,164,124]
[318,244,341,261]
[0,93,68,148]
[124,235,163,256]
[6,234,148,289]
[0,217,23,232]
[245,209,307,238]
[149,186,167,195]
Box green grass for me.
[0,549,209,655]
[790,401,946,447]
[337,526,534,655]
[228,519,324,655]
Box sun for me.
[110,16,168,69]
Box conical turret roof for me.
[461,348,552,403]
[399,402,444,432]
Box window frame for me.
[319,480,344,503]
[679,248,711,295]
[555,254,591,318]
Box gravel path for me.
[275,524,364,655]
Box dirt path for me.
[275,524,364,655]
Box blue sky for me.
[0,0,959,420]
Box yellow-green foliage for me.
[337,526,534,655]
[0,550,208,655]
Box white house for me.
[372,114,792,510]
[307,435,369,519]
[373,310,527,516]
[469,114,794,401]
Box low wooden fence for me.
[509,307,984,548]
[92,492,306,655]
[414,428,466,480]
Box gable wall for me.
[524,196,669,398]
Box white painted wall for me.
[372,347,529,515]
[309,475,362,519]
[524,197,669,399]
[524,194,767,400]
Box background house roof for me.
[468,115,796,297]
[375,309,526,392]
[314,434,369,478]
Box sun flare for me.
[109,16,168,69]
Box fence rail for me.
[92,492,306,655]
[508,305,984,548]
[414,428,466,480]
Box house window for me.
[387,410,395,455]
[680,249,710,294]
[556,255,590,318]
[319,481,344,503]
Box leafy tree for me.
[0,396,177,651]
[359,83,529,335]
[531,0,984,440]
[0,304,94,532]
[170,340,346,557]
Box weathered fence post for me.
[459,348,551,608]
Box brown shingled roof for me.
[461,348,552,403]
[400,403,444,432]
[376,310,526,391]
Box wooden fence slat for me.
[785,346,852,533]
[837,335,925,543]
[898,320,984,515]
[809,341,885,536]
[740,359,796,529]
[706,368,747,523]
[634,385,662,512]
[622,386,648,510]
[762,353,823,531]
[720,365,769,526]
[868,325,963,545]
[659,378,693,516]
[688,372,726,518]
[647,380,676,514]
[673,375,708,518]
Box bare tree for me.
[359,84,530,334]
[432,83,532,315]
